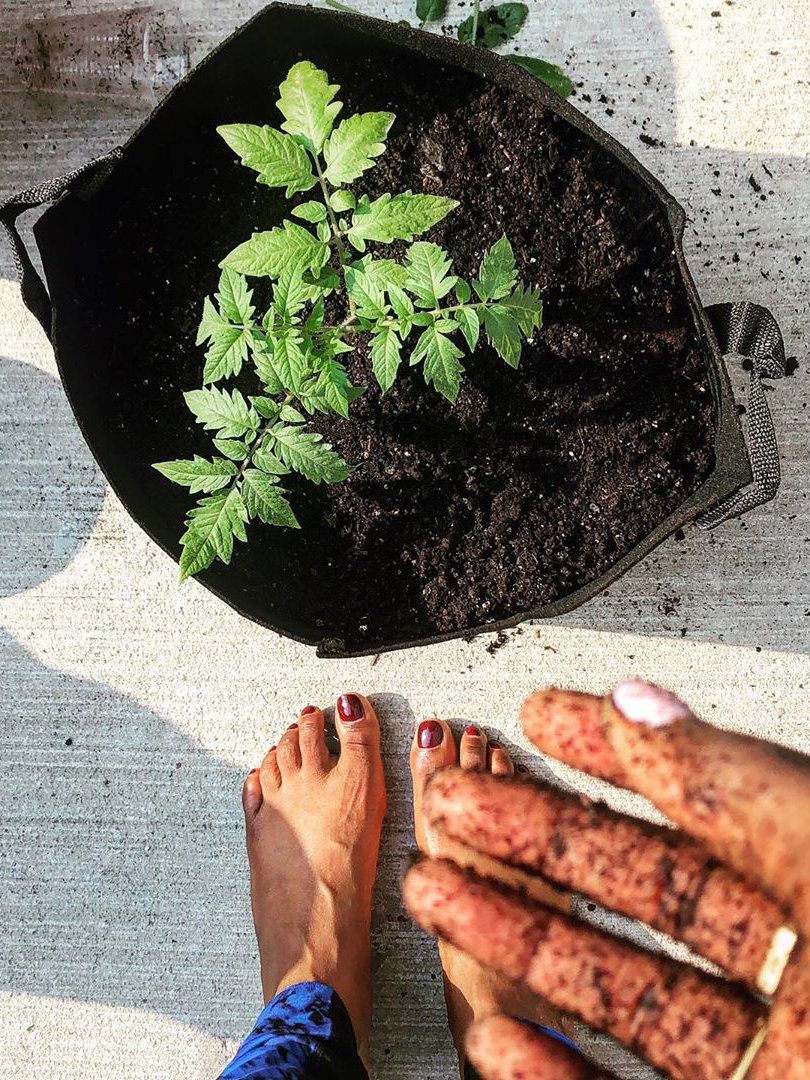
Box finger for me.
[750,945,810,1080]
[467,1016,612,1080]
[488,741,515,776]
[522,684,810,932]
[404,856,765,1080]
[423,768,787,988]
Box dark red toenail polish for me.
[288,721,298,729]
[465,725,481,736]
[338,693,364,721]
[418,719,443,749]
[248,768,258,775]
[301,705,316,715]
[490,740,501,749]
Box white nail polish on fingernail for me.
[612,680,691,728]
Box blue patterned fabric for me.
[220,981,579,1079]
[219,982,369,1080]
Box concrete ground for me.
[1,1,808,1077]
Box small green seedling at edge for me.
[155,60,543,582]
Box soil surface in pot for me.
[79,41,716,649]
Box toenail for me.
[465,725,481,736]
[301,705,317,715]
[248,768,258,775]
[418,719,443,749]
[489,740,501,749]
[337,693,364,721]
[517,764,529,774]
[288,722,298,729]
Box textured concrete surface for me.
[1,1,809,1077]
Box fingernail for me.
[465,725,481,736]
[337,693,364,721]
[418,719,443,749]
[301,705,317,715]
[612,680,690,729]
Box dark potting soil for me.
[69,41,715,649]
[297,71,716,639]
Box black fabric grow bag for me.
[3,4,787,657]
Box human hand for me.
[404,681,810,1080]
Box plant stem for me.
[312,298,493,338]
[235,390,296,484]
[471,0,480,43]
[312,154,356,318]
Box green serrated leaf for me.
[273,267,322,318]
[304,266,341,294]
[253,345,284,394]
[179,487,248,581]
[153,455,237,494]
[242,469,300,528]
[269,331,308,393]
[250,397,280,420]
[455,278,472,304]
[410,324,465,403]
[455,307,481,352]
[276,61,343,153]
[323,110,395,186]
[280,404,306,423]
[214,438,251,461]
[330,189,356,212]
[348,191,458,251]
[291,200,328,223]
[316,221,331,243]
[267,425,351,484]
[475,234,518,300]
[184,386,260,439]
[314,359,354,417]
[511,55,574,97]
[458,2,528,46]
[215,268,255,323]
[196,296,222,346]
[202,323,251,384]
[410,311,437,326]
[388,283,415,338]
[221,221,329,279]
[404,241,457,308]
[483,304,522,368]
[305,297,326,332]
[344,266,388,319]
[501,283,544,336]
[253,446,291,475]
[370,327,402,393]
[216,124,316,196]
[416,0,447,24]
[356,257,409,291]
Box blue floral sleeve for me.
[219,981,369,1080]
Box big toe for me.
[334,692,381,756]
[410,717,457,853]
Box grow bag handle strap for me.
[0,148,123,340]
[697,301,787,529]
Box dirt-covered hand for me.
[403,681,810,1080]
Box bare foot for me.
[410,720,561,1074]
[242,694,386,1064]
